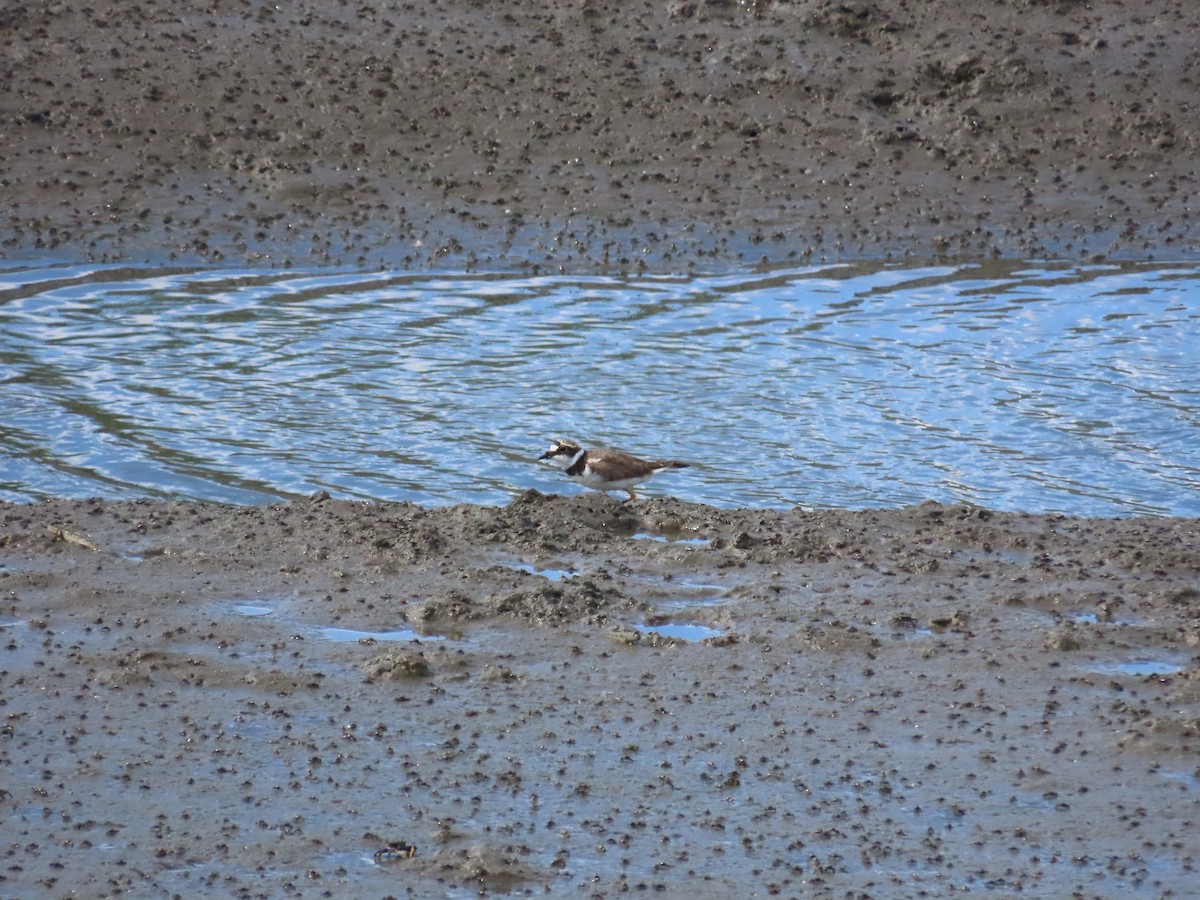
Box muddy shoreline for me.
[2,493,1198,897]
[4,1,1199,270]
[4,1,1200,895]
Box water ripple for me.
[1,260,1198,515]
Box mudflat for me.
[3,0,1197,269]
[4,2,1200,898]
[2,493,1198,896]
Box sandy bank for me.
[3,1,1198,269]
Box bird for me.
[537,438,690,502]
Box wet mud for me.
[3,1,1198,269]
[2,494,1198,897]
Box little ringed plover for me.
[538,438,691,502]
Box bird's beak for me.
[537,450,554,460]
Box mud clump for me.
[414,579,629,625]
[434,844,544,893]
[362,652,432,681]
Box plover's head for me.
[538,438,583,468]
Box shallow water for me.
[2,259,1198,515]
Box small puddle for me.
[1160,770,1200,790]
[677,579,725,590]
[118,545,168,563]
[1087,659,1184,677]
[631,532,711,546]
[1010,791,1059,811]
[958,547,1037,567]
[1069,611,1141,626]
[216,600,447,645]
[633,623,724,642]
[1,619,50,669]
[217,599,287,619]
[231,604,275,617]
[648,573,732,609]
[657,591,730,612]
[880,616,934,640]
[322,849,380,870]
[512,562,576,581]
[0,557,64,575]
[318,627,444,644]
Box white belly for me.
[573,469,650,492]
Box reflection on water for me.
[633,623,724,643]
[319,627,443,644]
[1,260,1198,516]
[1087,659,1184,677]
